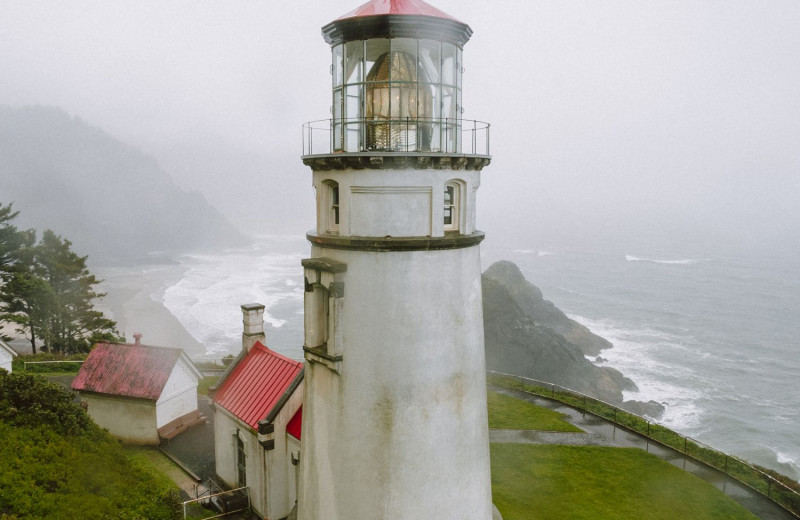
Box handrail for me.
[302,117,491,157]
[488,371,800,518]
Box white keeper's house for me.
[71,334,204,445]
[0,338,17,372]
[210,303,304,520]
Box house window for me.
[237,435,246,487]
[444,183,459,231]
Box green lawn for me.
[198,375,220,396]
[488,391,582,433]
[491,444,758,520]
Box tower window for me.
[323,181,340,234]
[444,183,458,231]
[331,185,340,227]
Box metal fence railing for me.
[302,117,490,157]
[182,485,250,520]
[488,371,800,519]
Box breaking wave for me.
[625,255,699,265]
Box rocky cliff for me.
[483,260,664,417]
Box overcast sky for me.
[2,0,799,256]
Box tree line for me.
[0,202,118,354]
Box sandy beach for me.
[93,263,206,357]
[2,262,205,357]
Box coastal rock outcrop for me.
[482,260,664,417]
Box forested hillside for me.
[0,106,246,263]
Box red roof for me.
[337,0,459,22]
[213,342,303,430]
[71,342,183,400]
[286,406,303,440]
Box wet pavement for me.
[160,396,217,485]
[490,385,798,520]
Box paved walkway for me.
[489,386,798,520]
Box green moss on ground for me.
[488,391,582,432]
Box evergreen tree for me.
[0,203,118,353]
[32,230,118,353]
[0,202,22,273]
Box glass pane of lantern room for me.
[345,85,362,151]
[344,41,364,85]
[418,40,440,84]
[365,39,391,80]
[333,89,343,151]
[456,47,463,89]
[442,43,456,86]
[390,39,417,82]
[442,86,456,152]
[333,45,344,87]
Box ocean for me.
[102,234,800,481]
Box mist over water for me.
[486,241,800,480]
[135,233,800,480]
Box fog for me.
[2,0,799,257]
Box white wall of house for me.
[213,407,240,489]
[213,408,270,518]
[263,388,303,520]
[0,341,15,372]
[213,390,303,520]
[156,356,199,428]
[81,393,158,445]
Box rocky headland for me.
[482,260,664,418]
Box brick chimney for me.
[241,303,266,353]
[133,333,142,347]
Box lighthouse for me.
[298,1,492,518]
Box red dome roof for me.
[337,0,460,23]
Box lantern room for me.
[304,0,489,157]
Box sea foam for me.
[160,238,306,356]
[625,254,699,265]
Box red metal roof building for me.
[211,340,304,519]
[213,341,303,431]
[71,336,203,445]
[72,341,183,400]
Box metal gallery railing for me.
[302,117,490,157]
[488,371,800,518]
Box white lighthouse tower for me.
[298,1,493,519]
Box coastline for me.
[94,263,206,356]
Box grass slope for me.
[488,391,582,432]
[491,444,758,520]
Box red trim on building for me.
[286,406,303,440]
[213,342,303,430]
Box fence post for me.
[551,384,555,398]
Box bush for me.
[0,371,181,519]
